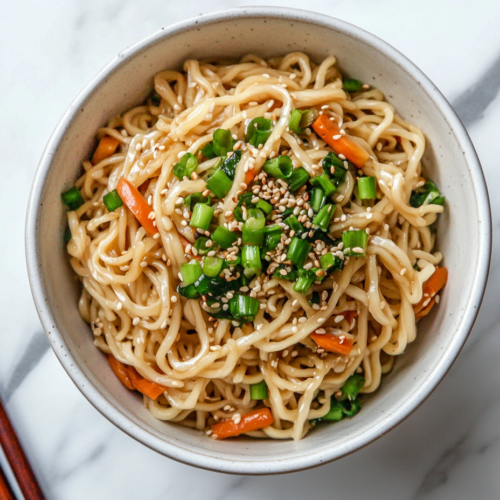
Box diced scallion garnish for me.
[193,237,211,255]
[250,380,268,400]
[263,156,293,179]
[410,180,445,208]
[342,230,368,257]
[190,203,214,230]
[245,117,273,147]
[206,168,233,198]
[202,256,224,277]
[342,78,363,93]
[256,199,273,215]
[173,152,198,180]
[211,226,238,249]
[61,187,85,210]
[319,252,343,272]
[242,245,262,277]
[185,192,210,211]
[310,187,326,213]
[288,108,318,134]
[229,294,260,324]
[103,189,123,212]
[212,129,235,157]
[262,225,283,253]
[287,167,310,192]
[287,237,310,267]
[180,260,203,284]
[242,213,266,246]
[313,204,335,231]
[341,374,365,400]
[357,176,377,200]
[322,152,348,186]
[310,174,336,196]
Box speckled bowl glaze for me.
[26,7,491,474]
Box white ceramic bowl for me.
[26,7,491,474]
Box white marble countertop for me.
[1,1,499,498]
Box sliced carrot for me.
[310,332,353,356]
[92,136,120,165]
[117,177,158,236]
[245,170,255,186]
[415,298,436,320]
[211,408,274,439]
[414,267,448,316]
[107,355,135,390]
[127,366,167,400]
[312,114,369,168]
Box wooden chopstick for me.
[0,464,16,500]
[0,397,46,500]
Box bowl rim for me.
[25,6,492,475]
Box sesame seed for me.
[352,247,364,253]
[132,317,140,326]
[332,134,341,140]
[317,317,325,323]
[334,315,344,323]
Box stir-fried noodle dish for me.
[62,52,448,441]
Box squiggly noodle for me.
[67,53,444,440]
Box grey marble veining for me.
[2,1,500,499]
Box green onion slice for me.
[229,294,260,324]
[357,176,377,200]
[194,237,211,255]
[343,78,363,93]
[341,374,365,401]
[185,192,210,211]
[310,174,336,196]
[103,189,123,212]
[202,256,224,277]
[206,168,233,199]
[241,245,262,277]
[180,260,203,284]
[245,117,273,147]
[263,156,293,179]
[61,187,85,210]
[190,203,214,230]
[287,167,310,193]
[313,204,335,232]
[286,237,310,267]
[173,152,198,180]
[212,129,236,157]
[342,230,368,257]
[250,380,268,400]
[211,226,238,249]
[242,215,266,246]
[310,187,326,213]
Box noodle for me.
[63,53,447,441]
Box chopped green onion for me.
[61,187,85,210]
[310,187,326,213]
[308,291,320,307]
[180,260,202,284]
[313,204,335,231]
[103,189,123,212]
[190,203,214,230]
[250,380,268,400]
[357,176,377,200]
[287,167,310,192]
[63,226,72,244]
[299,108,319,129]
[184,192,210,211]
[342,230,368,257]
[322,400,345,421]
[206,168,233,198]
[233,206,244,223]
[245,117,273,147]
[319,252,343,272]
[343,78,363,93]
[263,156,293,179]
[201,142,215,159]
[341,374,365,400]
[229,294,260,324]
[212,129,235,156]
[202,256,224,277]
[284,215,303,235]
[322,152,348,186]
[262,225,283,253]
[195,275,240,297]
[293,274,315,294]
[273,264,297,282]
[288,109,304,134]
[173,152,198,180]
[256,199,273,215]
[340,398,362,418]
[410,180,445,208]
[310,174,336,196]
[219,150,242,180]
[287,237,310,267]
[211,226,238,249]
[242,215,266,246]
[247,208,265,221]
[242,245,262,277]
[177,283,200,300]
[194,237,211,255]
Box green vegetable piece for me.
[322,152,348,186]
[410,180,445,208]
[313,204,336,231]
[242,245,262,277]
[340,398,362,418]
[245,117,273,147]
[173,152,198,180]
[319,252,343,273]
[190,203,214,230]
[229,294,260,324]
[103,189,123,212]
[287,167,310,192]
[180,260,203,285]
[256,199,273,215]
[263,156,293,179]
[341,374,365,401]
[262,225,283,253]
[61,187,85,211]
[212,129,236,157]
[250,380,269,400]
[194,237,211,255]
[322,400,345,422]
[184,192,210,211]
[206,168,233,198]
[219,150,242,180]
[201,142,215,159]
[343,78,363,93]
[202,256,224,277]
[287,237,310,267]
[310,187,326,213]
[242,215,266,246]
[310,174,336,196]
[211,226,238,249]
[357,176,377,200]
[342,230,368,257]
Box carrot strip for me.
[127,366,167,400]
[211,408,274,439]
[92,136,120,165]
[414,267,448,316]
[312,114,369,168]
[116,177,158,235]
[310,332,353,355]
[245,170,255,186]
[415,298,436,320]
[107,355,135,390]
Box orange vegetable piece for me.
[92,136,120,165]
[211,408,274,439]
[414,267,448,317]
[342,311,358,324]
[107,355,135,390]
[245,170,255,186]
[127,366,168,400]
[310,332,353,356]
[117,177,158,236]
[312,114,369,168]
